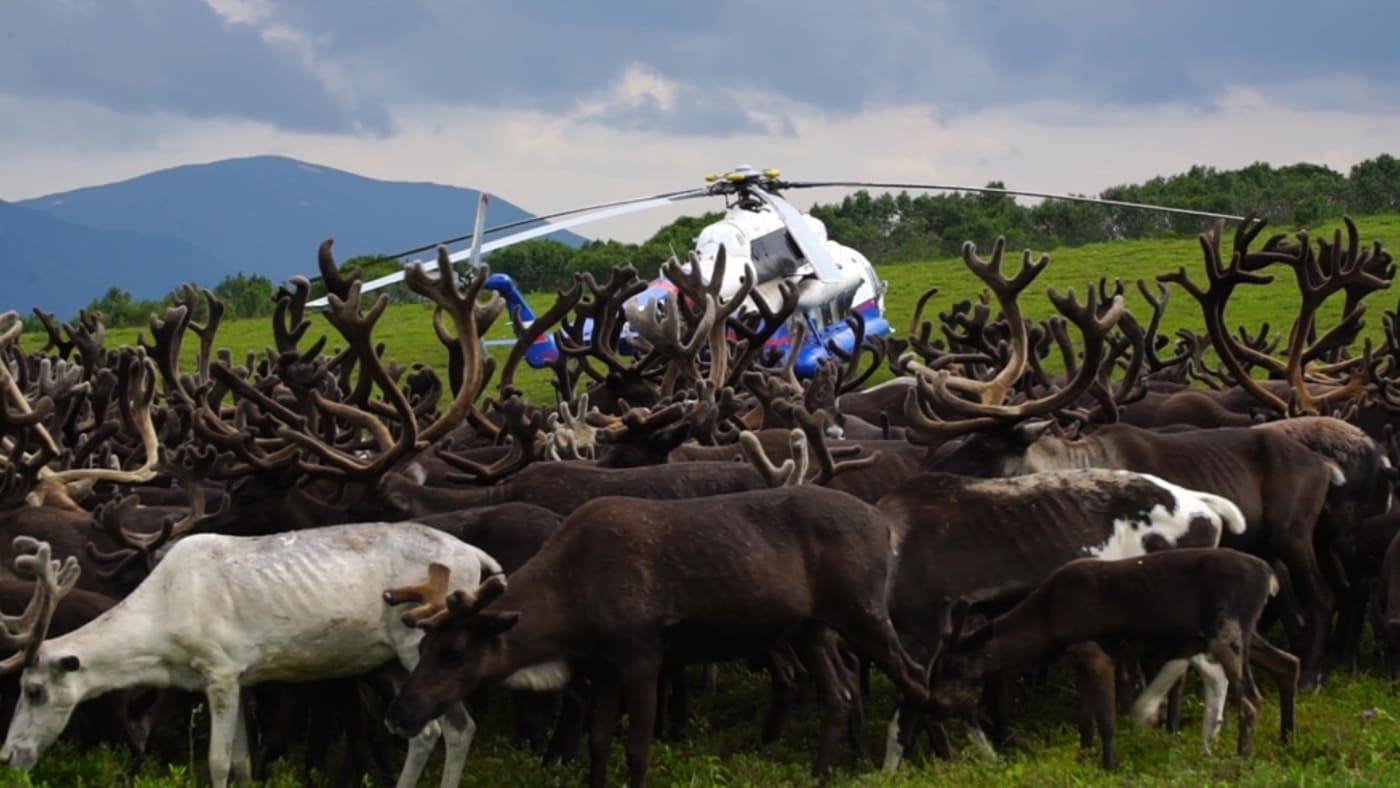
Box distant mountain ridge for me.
[0,199,239,318]
[4,155,584,317]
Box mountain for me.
[0,199,238,317]
[11,155,585,316]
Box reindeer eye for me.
[24,684,46,705]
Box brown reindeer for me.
[925,549,1298,769]
[384,485,929,788]
[930,421,1343,688]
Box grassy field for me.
[21,213,1400,406]
[3,653,1397,787]
[5,214,1400,786]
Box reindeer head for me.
[383,569,514,737]
[922,598,991,722]
[0,537,83,771]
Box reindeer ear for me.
[1013,419,1054,444]
[949,597,972,642]
[651,423,692,453]
[958,618,993,651]
[468,611,520,638]
[475,575,508,607]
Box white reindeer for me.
[0,522,501,788]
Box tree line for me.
[39,154,1400,329]
[489,154,1400,290]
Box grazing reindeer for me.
[925,549,1298,769]
[878,468,1248,769]
[0,523,501,788]
[0,577,152,759]
[384,485,930,788]
[931,421,1342,687]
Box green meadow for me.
[5,213,1400,786]
[21,213,1400,405]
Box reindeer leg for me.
[661,659,688,740]
[982,673,1016,746]
[1188,654,1228,754]
[1075,685,1096,751]
[513,690,560,754]
[1067,643,1116,770]
[588,671,622,788]
[204,676,243,788]
[837,607,929,707]
[1274,529,1336,690]
[795,625,854,778]
[544,674,589,766]
[1165,670,1185,734]
[760,644,800,745]
[620,660,661,788]
[1249,632,1299,744]
[1130,658,1189,728]
[1207,622,1256,758]
[436,702,477,788]
[840,645,869,763]
[882,709,909,773]
[230,698,251,784]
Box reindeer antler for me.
[739,429,809,488]
[0,537,81,674]
[384,563,453,627]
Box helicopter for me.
[308,166,1244,378]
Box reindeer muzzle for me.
[0,742,36,770]
[384,705,428,740]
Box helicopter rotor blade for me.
[467,192,489,270]
[382,186,715,261]
[781,180,1247,222]
[749,188,843,281]
[307,186,712,307]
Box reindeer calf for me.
[929,548,1298,769]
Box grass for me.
[3,657,1397,786]
[6,213,1400,785]
[21,213,1400,405]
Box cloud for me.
[5,83,1396,247]
[0,0,388,134]
[4,0,1396,143]
[2,0,1397,251]
[573,65,796,136]
[167,1,1400,124]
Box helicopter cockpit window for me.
[748,228,802,283]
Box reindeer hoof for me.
[1130,703,1160,728]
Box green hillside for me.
[22,213,1399,404]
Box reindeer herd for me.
[1,215,1398,787]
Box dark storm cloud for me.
[0,0,391,133]
[2,0,1394,137]
[937,1,1400,110]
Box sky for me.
[3,0,1399,243]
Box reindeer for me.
[923,549,1298,769]
[0,537,156,758]
[384,484,930,788]
[929,420,1343,687]
[885,241,1343,686]
[876,467,1248,768]
[0,523,501,788]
